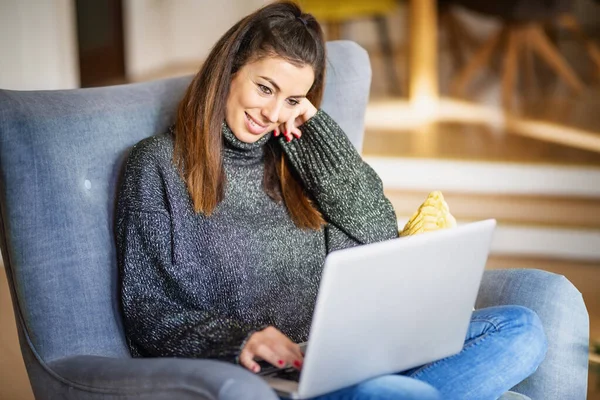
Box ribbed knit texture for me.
[116,110,398,363]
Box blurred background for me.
[1,0,599,398]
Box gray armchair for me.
[0,40,589,399]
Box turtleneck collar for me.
[222,122,272,164]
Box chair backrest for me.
[0,41,371,364]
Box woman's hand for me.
[239,326,304,373]
[274,98,317,142]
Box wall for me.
[123,0,266,81]
[122,0,172,80]
[0,0,78,90]
[0,0,266,89]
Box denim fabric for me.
[0,41,371,398]
[306,375,441,400]
[403,306,546,399]
[284,306,545,400]
[476,269,589,399]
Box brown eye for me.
[287,98,299,106]
[258,84,272,95]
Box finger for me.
[239,349,260,373]
[273,127,279,137]
[274,330,304,365]
[266,332,303,367]
[274,342,304,370]
[287,343,304,369]
[285,119,296,142]
[275,336,303,361]
[291,127,302,139]
[292,343,304,361]
[253,343,287,369]
[277,124,286,139]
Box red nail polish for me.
[278,360,284,366]
[286,136,291,142]
[293,360,302,368]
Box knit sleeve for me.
[280,109,398,249]
[115,145,264,362]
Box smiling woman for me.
[115,2,547,400]
[225,57,315,143]
[173,0,327,229]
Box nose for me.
[261,99,284,124]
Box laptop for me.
[259,219,497,399]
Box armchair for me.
[0,40,588,399]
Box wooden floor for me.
[364,122,600,166]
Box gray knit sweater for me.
[116,109,398,363]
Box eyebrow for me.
[259,76,307,98]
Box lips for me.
[244,112,269,135]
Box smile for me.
[244,112,269,135]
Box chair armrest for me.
[46,355,279,400]
[476,269,589,400]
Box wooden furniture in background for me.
[299,0,402,95]
[447,0,600,109]
[408,0,439,109]
[75,0,125,87]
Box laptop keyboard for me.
[257,343,306,382]
[259,363,302,382]
[271,367,301,381]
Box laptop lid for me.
[297,219,496,399]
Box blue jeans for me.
[283,305,547,400]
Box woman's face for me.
[225,56,315,143]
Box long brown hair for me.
[174,1,326,230]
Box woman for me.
[116,2,547,399]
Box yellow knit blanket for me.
[400,191,457,236]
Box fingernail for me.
[286,136,291,142]
[253,365,260,373]
[278,360,284,366]
[293,360,302,368]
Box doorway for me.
[75,0,126,87]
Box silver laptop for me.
[260,219,497,399]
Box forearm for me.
[280,109,398,244]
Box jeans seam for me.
[407,324,498,380]
[470,317,500,331]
